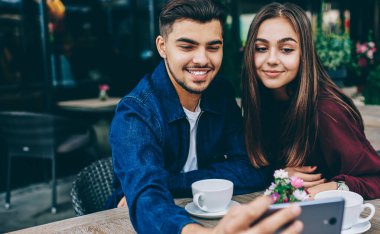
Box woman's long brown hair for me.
[242,2,363,168]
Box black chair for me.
[71,157,114,216]
[0,111,99,213]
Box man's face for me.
[156,19,223,96]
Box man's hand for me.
[117,196,127,208]
[285,166,325,188]
[182,196,303,234]
[306,182,338,198]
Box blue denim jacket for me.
[110,61,270,234]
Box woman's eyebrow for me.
[254,37,298,44]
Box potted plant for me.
[315,30,352,87]
[350,33,378,95]
[364,64,380,104]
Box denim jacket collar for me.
[150,61,223,123]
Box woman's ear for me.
[156,36,167,59]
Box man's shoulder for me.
[115,74,162,116]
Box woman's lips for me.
[263,70,283,78]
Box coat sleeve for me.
[317,100,380,199]
[110,98,197,233]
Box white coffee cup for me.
[315,190,375,230]
[191,179,233,213]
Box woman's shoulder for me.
[316,95,362,131]
[317,98,348,119]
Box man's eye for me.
[281,48,294,54]
[208,46,220,51]
[255,47,267,53]
[179,45,193,50]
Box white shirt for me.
[182,103,202,172]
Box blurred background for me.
[0,0,379,232]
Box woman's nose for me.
[266,49,279,65]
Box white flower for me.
[264,189,273,196]
[293,189,310,201]
[274,169,289,179]
[269,182,277,191]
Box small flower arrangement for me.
[264,169,310,204]
[352,40,377,77]
[98,84,110,101]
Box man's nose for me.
[193,48,209,65]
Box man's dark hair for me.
[159,0,226,37]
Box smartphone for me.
[254,197,345,234]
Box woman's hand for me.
[306,182,338,198]
[117,196,127,208]
[285,166,325,188]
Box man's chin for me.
[186,83,210,94]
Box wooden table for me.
[57,97,121,112]
[11,193,380,234]
[57,97,121,155]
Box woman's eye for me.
[255,46,267,53]
[281,48,294,53]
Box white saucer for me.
[341,221,371,234]
[185,200,240,219]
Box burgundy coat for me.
[263,97,380,199]
[311,99,380,199]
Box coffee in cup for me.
[191,179,233,213]
[315,190,375,230]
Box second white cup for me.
[191,179,233,213]
[315,190,375,230]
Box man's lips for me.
[263,70,284,78]
[185,68,213,81]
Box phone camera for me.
[328,217,337,225]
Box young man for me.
[109,0,303,233]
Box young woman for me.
[242,2,380,199]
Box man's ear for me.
[156,36,167,59]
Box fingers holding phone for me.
[212,196,303,234]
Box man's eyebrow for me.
[175,38,223,45]
[207,40,223,45]
[176,38,199,45]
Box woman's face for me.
[254,17,301,100]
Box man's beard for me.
[166,59,212,94]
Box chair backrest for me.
[0,111,91,158]
[71,157,114,216]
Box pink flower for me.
[290,176,304,189]
[283,196,289,203]
[99,84,110,91]
[358,57,368,68]
[368,42,375,48]
[356,42,367,54]
[367,50,374,60]
[271,192,280,203]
